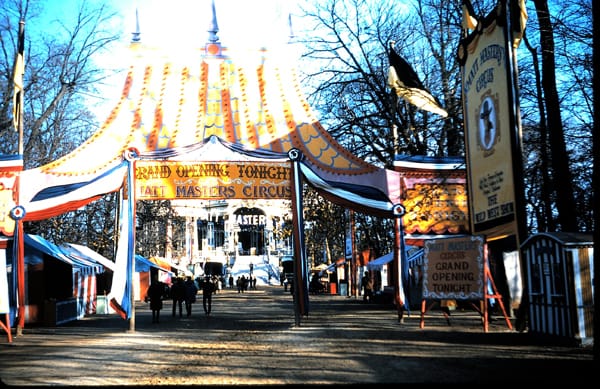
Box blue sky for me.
[37,0,303,118]
[42,0,301,51]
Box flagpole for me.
[128,157,136,332]
[349,209,356,297]
[392,204,406,323]
[504,0,530,330]
[289,148,308,325]
[12,19,26,337]
[16,220,25,336]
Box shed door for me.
[525,238,573,337]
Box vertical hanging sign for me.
[457,3,520,240]
[345,210,353,260]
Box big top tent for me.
[1,1,465,334]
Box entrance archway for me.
[233,207,266,255]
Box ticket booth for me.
[521,232,594,346]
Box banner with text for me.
[136,161,292,200]
[422,235,484,300]
[458,5,519,239]
[402,181,469,235]
[0,159,22,236]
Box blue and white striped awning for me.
[24,234,104,276]
[367,246,425,272]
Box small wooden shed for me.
[521,232,594,346]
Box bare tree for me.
[296,0,459,166]
[136,200,178,259]
[530,0,577,231]
[297,0,593,236]
[1,0,123,252]
[295,0,463,253]
[518,0,592,232]
[520,34,554,232]
[302,186,346,265]
[1,0,121,164]
[412,0,467,156]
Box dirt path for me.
[0,286,594,385]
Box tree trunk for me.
[523,35,554,231]
[533,0,577,231]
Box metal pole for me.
[349,210,355,297]
[16,20,25,156]
[126,152,137,332]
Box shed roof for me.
[522,232,594,248]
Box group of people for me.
[169,276,200,318]
[235,274,256,293]
[146,274,217,323]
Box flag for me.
[462,0,478,31]
[397,217,409,312]
[510,0,528,48]
[108,181,134,320]
[12,20,25,132]
[387,43,448,118]
[0,248,10,315]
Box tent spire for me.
[205,0,222,57]
[131,8,141,43]
[287,13,295,43]
[207,0,219,43]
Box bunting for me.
[108,164,135,320]
[108,190,131,319]
[397,217,409,312]
[387,42,448,118]
[290,154,309,320]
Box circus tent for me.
[4,2,407,325]
[2,1,457,332]
[15,13,401,221]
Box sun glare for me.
[120,0,296,51]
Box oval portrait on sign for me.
[478,96,498,152]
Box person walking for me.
[201,276,215,316]
[171,277,185,318]
[242,275,249,292]
[214,275,222,294]
[146,274,164,323]
[184,276,198,317]
[361,271,374,303]
[236,276,243,293]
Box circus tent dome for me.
[17,1,401,221]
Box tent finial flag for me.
[13,19,25,156]
[387,41,448,118]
